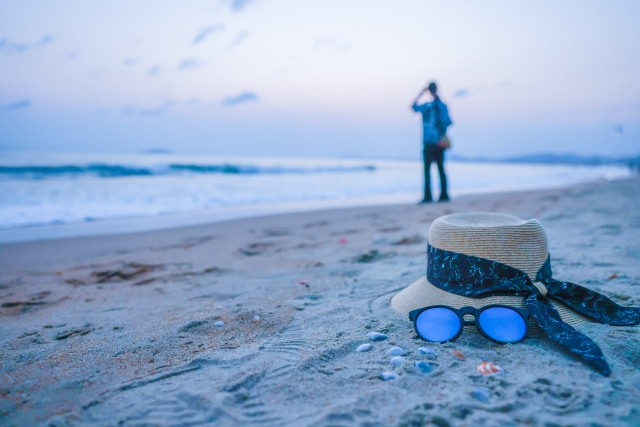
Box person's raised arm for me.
[411,88,428,111]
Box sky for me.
[0,0,639,160]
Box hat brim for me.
[391,276,590,335]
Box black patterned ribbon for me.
[426,244,640,376]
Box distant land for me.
[138,148,172,154]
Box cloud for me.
[147,66,160,76]
[451,82,508,98]
[452,89,469,98]
[221,92,258,106]
[178,58,206,70]
[231,0,256,11]
[122,102,174,116]
[90,67,110,78]
[123,58,140,66]
[312,37,350,52]
[1,99,31,112]
[0,35,52,55]
[193,25,224,45]
[313,37,337,51]
[229,31,249,48]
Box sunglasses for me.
[409,305,530,344]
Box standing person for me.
[411,82,452,203]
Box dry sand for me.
[1,177,639,427]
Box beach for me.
[1,176,640,426]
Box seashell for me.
[297,279,310,286]
[338,238,348,244]
[253,315,260,321]
[368,332,389,341]
[386,347,407,356]
[214,321,224,327]
[380,372,398,381]
[414,361,432,374]
[471,387,491,402]
[390,356,404,366]
[418,347,435,356]
[477,362,504,376]
[356,344,372,352]
[216,305,223,309]
[452,350,466,360]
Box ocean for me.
[0,151,632,241]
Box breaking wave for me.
[0,163,376,180]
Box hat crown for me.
[428,212,548,279]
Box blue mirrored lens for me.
[478,307,526,342]
[415,308,461,342]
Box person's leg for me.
[422,145,433,203]
[434,146,449,201]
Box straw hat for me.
[391,212,589,334]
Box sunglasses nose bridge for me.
[462,313,476,326]
[458,306,477,325]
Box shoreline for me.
[0,173,633,245]
[1,177,639,426]
[0,177,630,272]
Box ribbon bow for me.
[427,244,640,376]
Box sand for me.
[1,177,639,427]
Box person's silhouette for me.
[411,82,452,203]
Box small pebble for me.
[386,347,407,356]
[253,315,260,321]
[452,349,466,360]
[418,347,435,356]
[380,372,398,381]
[390,356,404,366]
[214,321,224,327]
[216,305,223,309]
[471,387,491,402]
[356,344,372,352]
[367,332,388,341]
[414,361,432,374]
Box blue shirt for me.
[412,97,452,144]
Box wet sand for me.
[1,177,640,426]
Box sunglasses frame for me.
[408,304,530,344]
